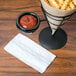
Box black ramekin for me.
[16,12,40,34]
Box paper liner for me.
[40,0,76,35]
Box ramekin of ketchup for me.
[16,12,40,34]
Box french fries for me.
[66,6,71,10]
[61,0,71,10]
[69,1,75,9]
[72,0,76,5]
[48,0,60,9]
[44,0,76,10]
[56,0,64,8]
[44,0,49,4]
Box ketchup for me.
[20,15,37,29]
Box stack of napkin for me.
[4,33,56,73]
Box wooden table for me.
[0,0,76,76]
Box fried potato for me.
[66,5,71,10]
[61,0,71,10]
[69,1,75,9]
[72,0,76,6]
[48,0,60,9]
[44,0,76,10]
[44,0,49,4]
[56,0,64,7]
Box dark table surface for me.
[0,0,76,76]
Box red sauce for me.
[20,15,37,29]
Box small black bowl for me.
[16,12,40,34]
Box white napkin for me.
[4,33,56,73]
